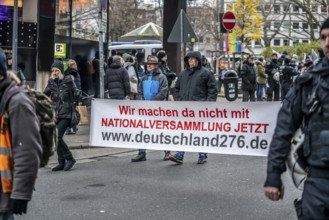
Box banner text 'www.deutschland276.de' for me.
[89,99,281,157]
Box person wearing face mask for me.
[168,51,218,165]
[265,53,280,101]
[44,60,78,172]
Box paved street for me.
[18,150,300,220]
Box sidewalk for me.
[48,123,135,165]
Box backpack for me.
[4,86,57,167]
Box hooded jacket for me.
[174,51,218,101]
[64,67,81,90]
[0,75,42,212]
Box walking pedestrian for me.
[168,51,218,164]
[44,60,77,171]
[264,17,329,219]
[131,56,168,162]
[0,48,42,218]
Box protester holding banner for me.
[264,17,329,219]
[131,55,169,162]
[168,51,218,164]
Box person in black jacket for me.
[265,53,280,101]
[280,57,299,101]
[157,50,176,100]
[168,51,218,165]
[104,55,130,99]
[264,17,329,219]
[44,60,78,171]
[241,55,257,102]
[64,59,82,134]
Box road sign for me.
[222,11,236,31]
[168,10,198,43]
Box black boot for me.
[52,158,65,171]
[64,154,76,171]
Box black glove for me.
[11,199,28,215]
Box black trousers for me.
[56,118,73,163]
[302,177,329,219]
[267,78,280,101]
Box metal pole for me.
[219,0,224,51]
[69,0,73,58]
[12,0,18,71]
[98,0,105,99]
[180,9,184,71]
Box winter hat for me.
[122,53,130,61]
[157,51,166,61]
[51,60,64,74]
[0,48,7,78]
[320,17,329,34]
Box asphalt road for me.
[16,150,301,220]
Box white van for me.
[108,44,163,64]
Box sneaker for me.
[168,154,183,164]
[66,128,76,135]
[131,154,146,162]
[64,159,76,171]
[197,154,208,164]
[52,164,65,171]
[163,151,171,161]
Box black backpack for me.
[3,86,57,167]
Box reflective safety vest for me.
[0,114,13,193]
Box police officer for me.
[264,17,329,219]
[265,53,280,101]
[280,56,299,101]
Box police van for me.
[108,43,163,64]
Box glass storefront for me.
[55,0,107,41]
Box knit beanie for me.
[0,48,7,78]
[320,17,329,34]
[157,51,166,61]
[51,60,64,74]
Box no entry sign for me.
[222,11,236,31]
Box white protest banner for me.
[89,99,281,157]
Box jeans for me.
[57,118,73,162]
[256,83,266,101]
[0,212,14,220]
[175,151,207,159]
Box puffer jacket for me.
[104,61,130,98]
[255,60,266,84]
[174,51,218,101]
[241,60,256,91]
[44,74,78,120]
